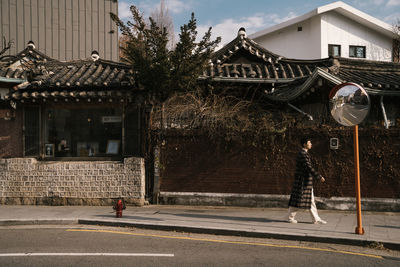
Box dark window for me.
[349,46,366,58]
[328,44,341,57]
[125,107,141,156]
[24,106,40,156]
[45,107,123,157]
[297,26,302,32]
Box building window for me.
[349,46,366,58]
[45,107,123,157]
[23,104,141,159]
[328,44,341,57]
[297,26,302,32]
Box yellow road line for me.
[66,229,383,259]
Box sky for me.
[118,0,400,46]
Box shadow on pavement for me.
[158,212,287,223]
[94,215,164,221]
[374,225,400,229]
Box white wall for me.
[321,12,392,61]
[253,11,393,61]
[253,16,321,59]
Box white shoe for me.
[288,219,298,224]
[314,220,327,225]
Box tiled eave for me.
[336,70,400,96]
[332,57,400,95]
[3,89,139,105]
[2,54,138,103]
[200,62,329,81]
[264,66,400,102]
[263,68,342,102]
[198,76,305,84]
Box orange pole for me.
[354,125,364,235]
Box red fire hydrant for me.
[113,199,126,218]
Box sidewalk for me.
[0,205,399,250]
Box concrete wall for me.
[0,157,145,205]
[253,11,392,61]
[0,0,119,61]
[254,16,321,60]
[321,12,392,61]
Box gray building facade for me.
[0,0,119,61]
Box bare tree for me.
[150,0,175,50]
[0,37,12,58]
[118,0,175,60]
[392,18,400,62]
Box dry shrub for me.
[152,89,294,145]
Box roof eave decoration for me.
[264,67,343,102]
[212,28,283,65]
[199,28,334,85]
[264,65,400,102]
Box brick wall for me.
[160,128,400,198]
[0,109,23,158]
[0,157,145,205]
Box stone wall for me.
[0,157,145,205]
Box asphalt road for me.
[0,225,399,267]
[331,104,369,126]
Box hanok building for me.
[0,42,145,205]
[1,29,399,208]
[158,29,400,209]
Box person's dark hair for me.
[300,137,311,146]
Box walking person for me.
[288,138,327,224]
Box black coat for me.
[288,148,322,209]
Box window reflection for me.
[45,108,122,157]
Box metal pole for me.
[353,125,364,235]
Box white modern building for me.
[249,1,397,62]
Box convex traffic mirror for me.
[329,82,370,126]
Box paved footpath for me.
[0,205,399,250]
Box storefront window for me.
[45,107,122,157]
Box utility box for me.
[330,138,339,149]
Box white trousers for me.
[288,189,321,222]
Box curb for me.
[1,218,399,251]
[78,219,400,251]
[0,219,78,226]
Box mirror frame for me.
[329,82,370,127]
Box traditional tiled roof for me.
[29,58,135,89]
[2,32,400,104]
[200,29,332,83]
[200,28,400,101]
[332,58,400,96]
[0,44,56,80]
[1,46,137,102]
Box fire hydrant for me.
[113,199,126,218]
